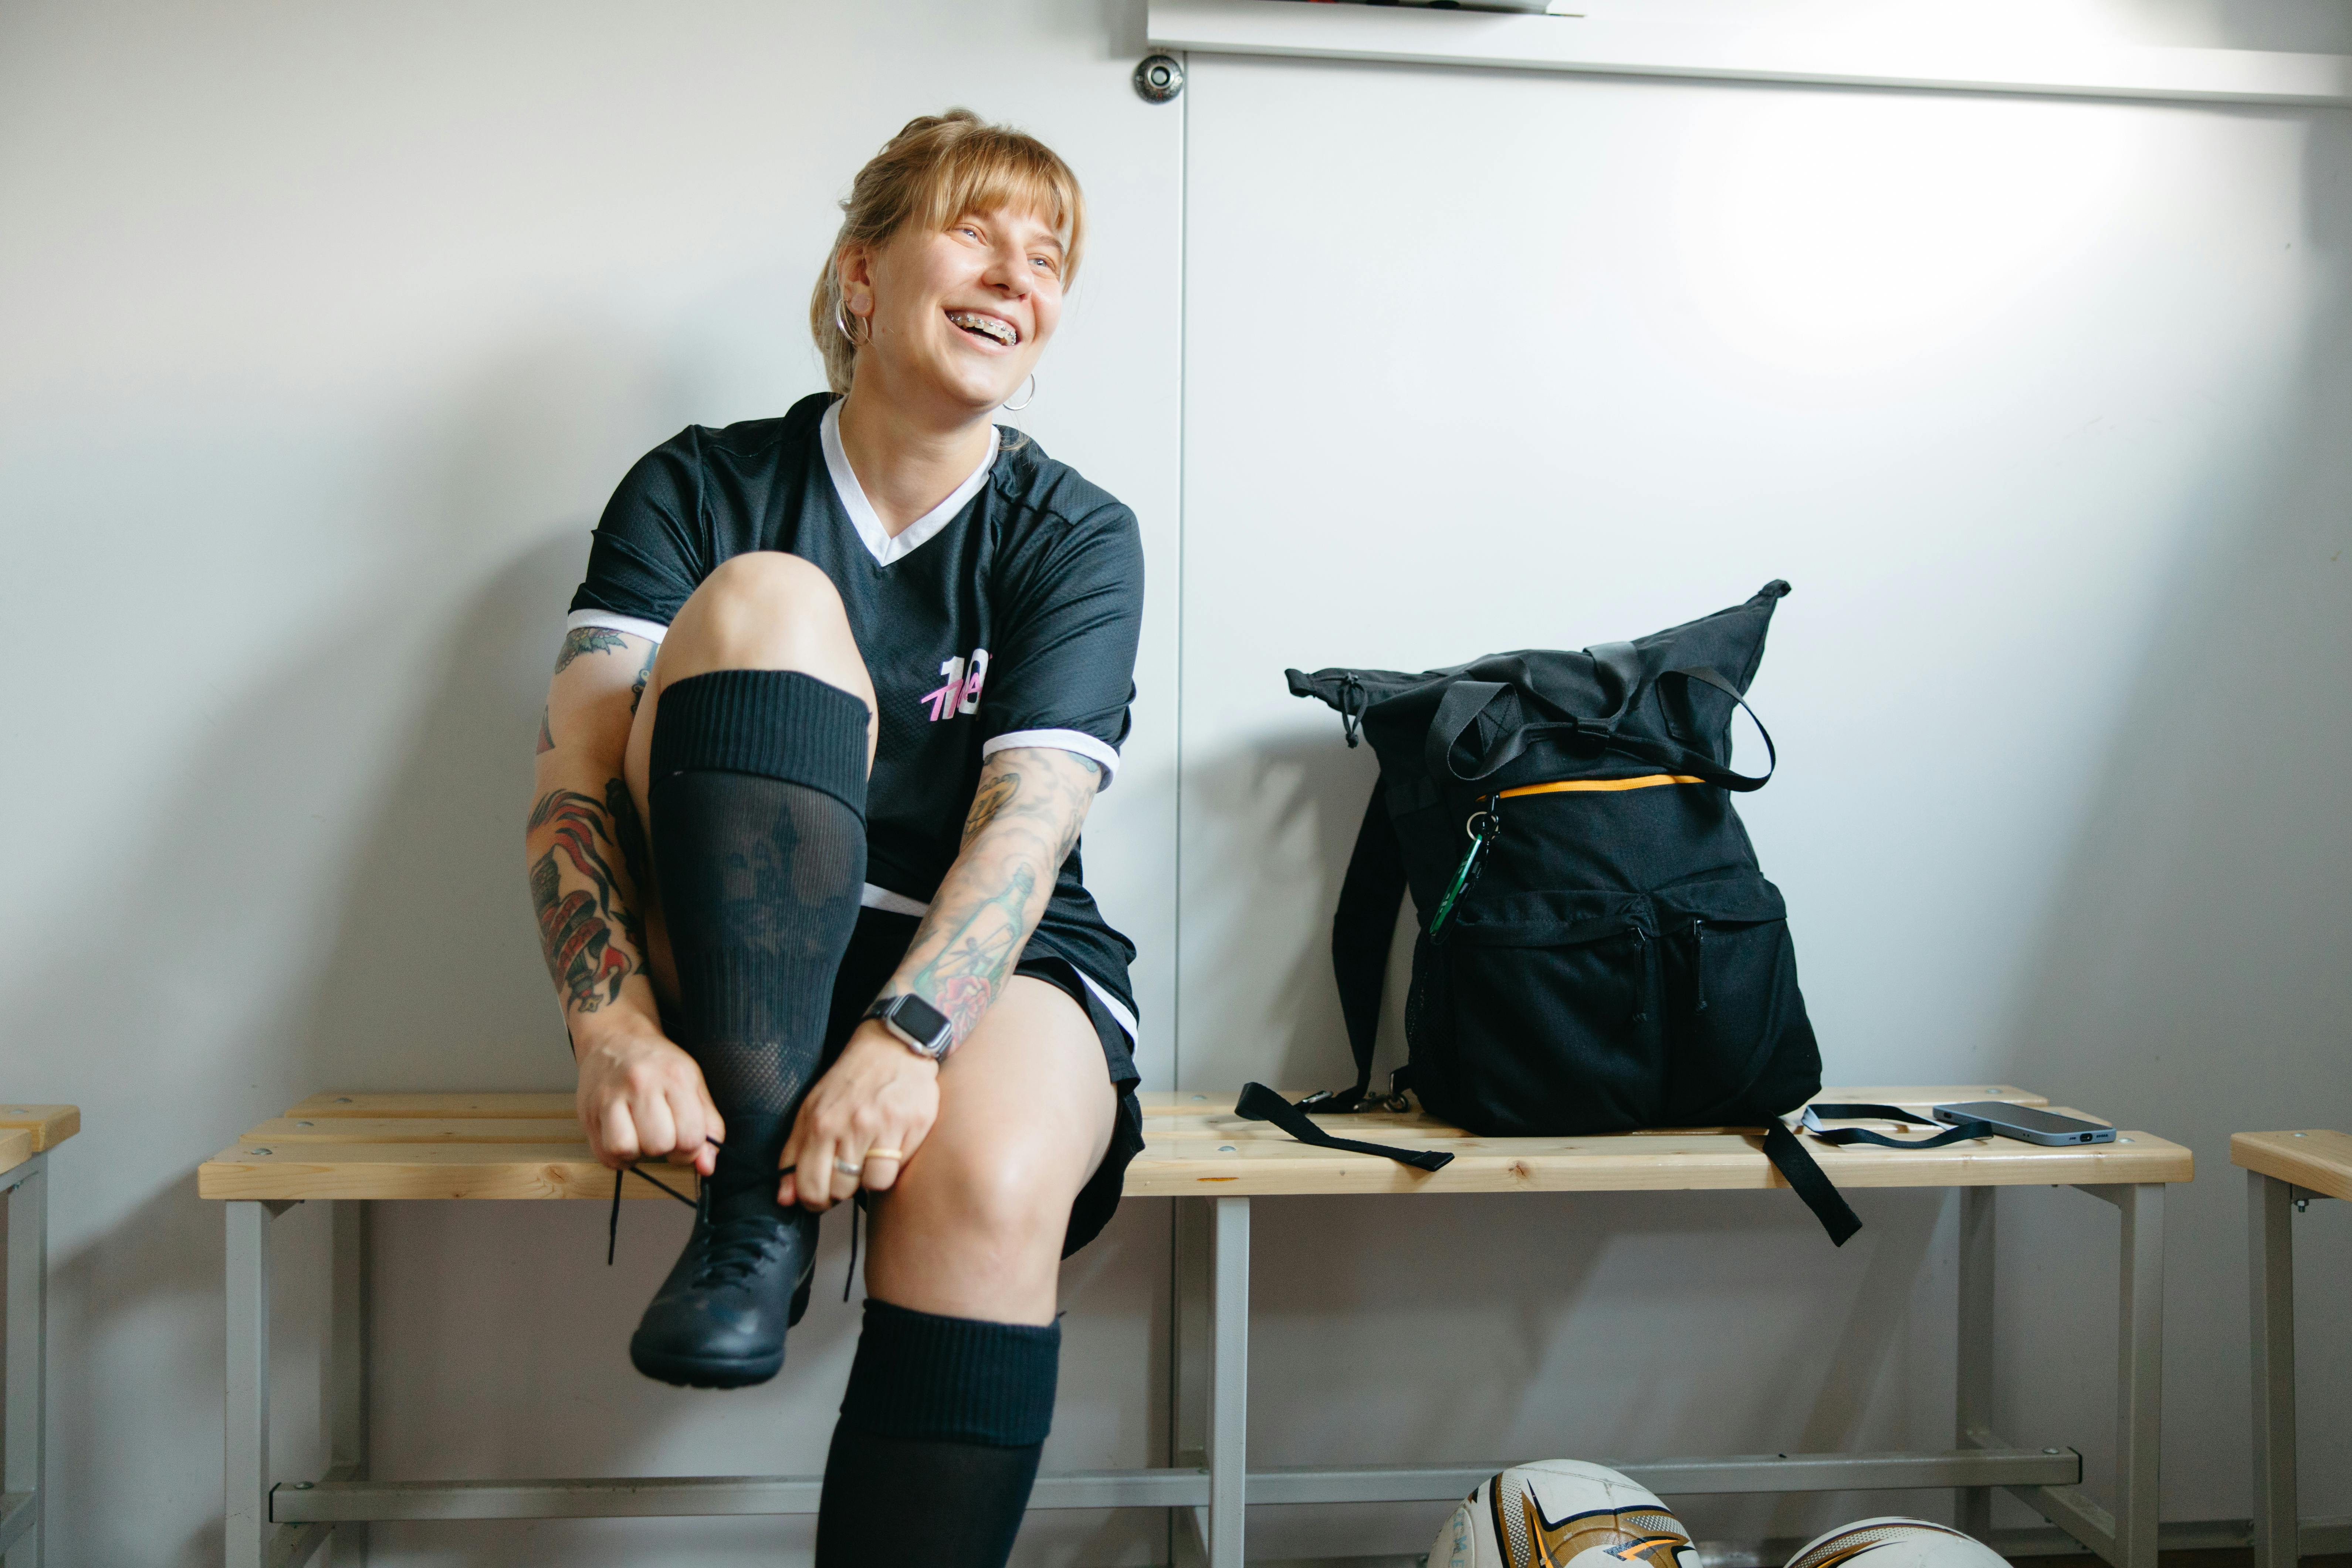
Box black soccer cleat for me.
[629,1147,816,1390]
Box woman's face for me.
[843,203,1065,414]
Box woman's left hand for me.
[779,1023,940,1210]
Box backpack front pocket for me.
[1651,873,1819,1124]
[1412,891,1662,1135]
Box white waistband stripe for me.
[857,884,1135,1042]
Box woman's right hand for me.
[573,1021,724,1177]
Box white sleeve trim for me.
[981,729,1121,788]
[565,608,669,644]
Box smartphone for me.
[1933,1101,2116,1146]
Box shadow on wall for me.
[16,535,584,1565]
[1984,106,2352,1518]
[1183,730,1383,1091]
[8,317,689,1564]
[292,532,587,1091]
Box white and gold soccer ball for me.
[1426,1459,1699,1568]
[1783,1518,2008,1568]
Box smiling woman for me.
[525,109,1142,1568]
[812,110,1085,401]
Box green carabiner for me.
[1427,802,1500,942]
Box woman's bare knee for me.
[657,553,873,714]
[907,1138,1068,1252]
[866,1138,1075,1321]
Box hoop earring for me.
[1002,373,1036,413]
[833,297,866,347]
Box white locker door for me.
[1173,51,2327,1553]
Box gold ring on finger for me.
[864,1147,903,1162]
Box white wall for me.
[0,2,1179,1564]
[3,1,2349,1565]
[1175,30,2352,1566]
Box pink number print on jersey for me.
[921,648,991,722]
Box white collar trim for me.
[820,398,999,568]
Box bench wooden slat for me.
[1137,1102,2110,1148]
[286,1093,575,1120]
[2232,1130,2352,1202]
[198,1143,697,1202]
[0,1104,80,1152]
[0,1128,31,1179]
[1124,1129,2189,1196]
[1138,1085,2047,1122]
[246,1118,588,1145]
[272,1086,2047,1130]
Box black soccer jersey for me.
[569,391,1143,1036]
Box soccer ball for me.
[1427,1459,1698,1568]
[1783,1518,2008,1568]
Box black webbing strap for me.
[1800,1103,1995,1149]
[1324,778,1411,1112]
[1236,1083,1455,1172]
[1759,1121,1861,1247]
[1422,661,1774,793]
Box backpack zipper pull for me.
[1690,919,1708,1013]
[1427,799,1500,942]
[1629,924,1652,1023]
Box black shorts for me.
[820,907,1144,1257]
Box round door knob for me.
[1134,53,1185,103]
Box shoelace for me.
[605,1160,791,1288]
[606,1147,863,1301]
[607,1161,697,1266]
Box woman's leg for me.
[815,976,1117,1566]
[624,552,880,1388]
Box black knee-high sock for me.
[648,670,868,1177]
[815,1300,1060,1568]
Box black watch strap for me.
[864,993,954,1060]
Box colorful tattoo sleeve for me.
[527,782,647,1013]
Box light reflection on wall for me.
[1672,92,2139,376]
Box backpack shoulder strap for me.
[1236,775,1457,1172]
[1329,776,1409,1108]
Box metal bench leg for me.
[2250,1171,2298,1568]
[226,1202,273,1568]
[1955,1185,1995,1538]
[1,1154,48,1568]
[1208,1196,1249,1568]
[2112,1183,2163,1568]
[326,1201,369,1565]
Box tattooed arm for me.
[778,745,1101,1210]
[530,627,720,1174]
[893,747,1100,1040]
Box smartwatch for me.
[864,992,955,1061]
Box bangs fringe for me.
[917,135,1084,275]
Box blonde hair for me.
[810,109,1087,396]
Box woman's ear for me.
[838,244,876,323]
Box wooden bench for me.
[200,1085,2192,1568]
[2234,1129,2351,1568]
[1,1103,80,1568]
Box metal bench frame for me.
[1,1151,50,1568]
[2248,1163,2335,1568]
[224,1174,2169,1568]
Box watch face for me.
[888,994,952,1053]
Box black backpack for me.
[1245,581,1861,1243]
